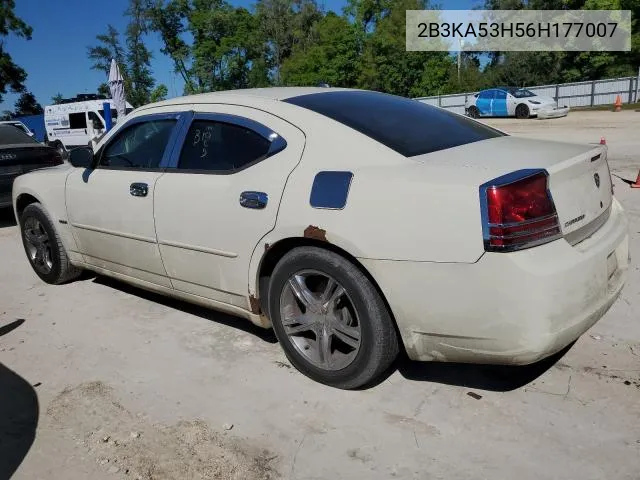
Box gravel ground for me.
[1,110,639,480]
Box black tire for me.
[467,106,480,118]
[268,247,399,389]
[515,103,530,119]
[19,203,81,284]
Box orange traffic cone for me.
[614,95,622,112]
[600,137,607,145]
[631,170,640,188]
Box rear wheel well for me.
[15,194,39,217]
[257,238,403,350]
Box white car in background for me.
[465,87,570,119]
[12,88,627,389]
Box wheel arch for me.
[13,173,81,257]
[253,236,403,351]
[15,192,41,218]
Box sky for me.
[1,0,476,112]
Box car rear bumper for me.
[361,198,629,364]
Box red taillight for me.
[483,171,561,251]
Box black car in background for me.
[0,125,63,209]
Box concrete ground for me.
[1,110,639,480]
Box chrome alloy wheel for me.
[279,270,361,370]
[23,217,53,274]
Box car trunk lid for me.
[413,136,612,247]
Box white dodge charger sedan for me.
[12,88,628,389]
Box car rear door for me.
[153,105,305,309]
[65,113,186,287]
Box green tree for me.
[97,83,111,98]
[343,0,388,33]
[87,24,127,76]
[483,0,640,88]
[356,0,453,97]
[189,2,266,91]
[0,0,32,103]
[281,12,359,87]
[255,0,323,84]
[14,91,43,116]
[51,92,64,105]
[88,1,158,107]
[150,83,168,102]
[148,0,271,93]
[126,0,155,106]
[147,0,195,91]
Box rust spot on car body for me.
[304,225,327,242]
[248,295,261,314]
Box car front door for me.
[65,113,185,287]
[476,90,495,116]
[153,106,305,309]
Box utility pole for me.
[457,39,465,84]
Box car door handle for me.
[130,182,149,197]
[239,191,268,209]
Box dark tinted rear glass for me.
[284,90,505,157]
[0,125,37,145]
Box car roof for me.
[154,87,352,107]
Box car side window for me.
[100,119,176,169]
[478,90,494,100]
[495,90,507,100]
[69,112,87,129]
[177,120,272,172]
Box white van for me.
[44,95,133,153]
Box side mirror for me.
[69,146,94,168]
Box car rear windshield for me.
[283,90,505,157]
[0,125,37,145]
